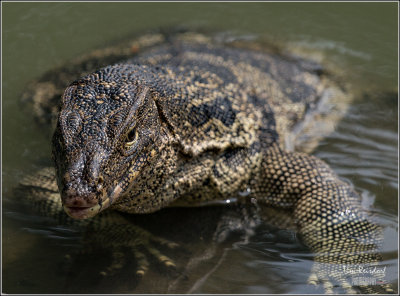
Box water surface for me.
[2,2,398,294]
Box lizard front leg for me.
[251,143,394,294]
[16,167,179,280]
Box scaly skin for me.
[20,31,394,293]
[17,166,179,278]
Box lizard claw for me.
[309,260,395,294]
[80,212,180,280]
[132,249,149,277]
[99,251,125,277]
[307,273,319,286]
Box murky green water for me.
[2,2,398,294]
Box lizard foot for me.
[308,261,394,294]
[67,211,180,280]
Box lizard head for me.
[52,65,161,219]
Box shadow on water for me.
[2,2,398,294]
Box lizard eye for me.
[125,127,139,148]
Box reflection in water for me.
[2,3,398,294]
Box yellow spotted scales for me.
[18,31,394,294]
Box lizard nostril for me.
[97,175,104,192]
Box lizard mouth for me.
[63,183,124,220]
[64,203,103,219]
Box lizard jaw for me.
[63,203,102,219]
[63,184,123,219]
